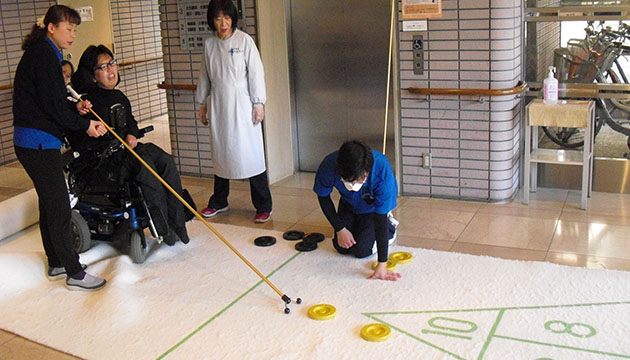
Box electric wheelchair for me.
[63,105,195,264]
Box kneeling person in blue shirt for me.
[313,141,401,281]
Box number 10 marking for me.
[421,316,479,340]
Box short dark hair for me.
[22,5,82,50]
[71,45,118,93]
[336,141,374,182]
[206,0,238,32]
[61,60,74,73]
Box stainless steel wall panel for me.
[289,0,394,171]
[538,159,630,194]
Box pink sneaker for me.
[200,206,229,218]
[254,211,272,223]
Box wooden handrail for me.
[526,5,630,13]
[157,83,197,91]
[118,56,162,69]
[158,81,529,96]
[406,82,527,97]
[6,80,529,96]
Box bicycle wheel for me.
[542,126,584,148]
[598,98,630,136]
[541,104,605,148]
[606,68,630,115]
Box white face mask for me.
[342,179,365,192]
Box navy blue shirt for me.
[314,150,397,214]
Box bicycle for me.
[542,21,630,149]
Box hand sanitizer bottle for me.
[543,66,558,105]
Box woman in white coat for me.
[196,0,272,223]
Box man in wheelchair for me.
[66,45,192,262]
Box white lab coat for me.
[196,29,267,179]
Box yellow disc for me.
[360,323,391,342]
[308,304,336,320]
[372,260,397,271]
[389,251,413,264]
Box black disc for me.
[254,236,276,247]
[283,230,304,241]
[295,240,317,252]
[304,232,325,243]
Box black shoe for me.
[162,229,180,246]
[175,226,190,244]
[181,189,197,222]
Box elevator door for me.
[289,0,395,171]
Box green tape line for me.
[156,252,302,359]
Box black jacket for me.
[12,38,90,140]
[66,86,140,152]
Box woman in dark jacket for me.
[12,5,107,291]
[69,44,190,246]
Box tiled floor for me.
[0,161,33,202]
[3,122,630,357]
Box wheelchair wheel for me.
[128,230,148,264]
[70,210,91,253]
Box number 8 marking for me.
[544,320,596,338]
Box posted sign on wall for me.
[401,0,442,19]
[177,0,211,51]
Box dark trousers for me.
[15,146,83,276]
[208,171,272,213]
[332,200,395,258]
[129,143,185,233]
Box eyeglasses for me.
[94,59,118,72]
